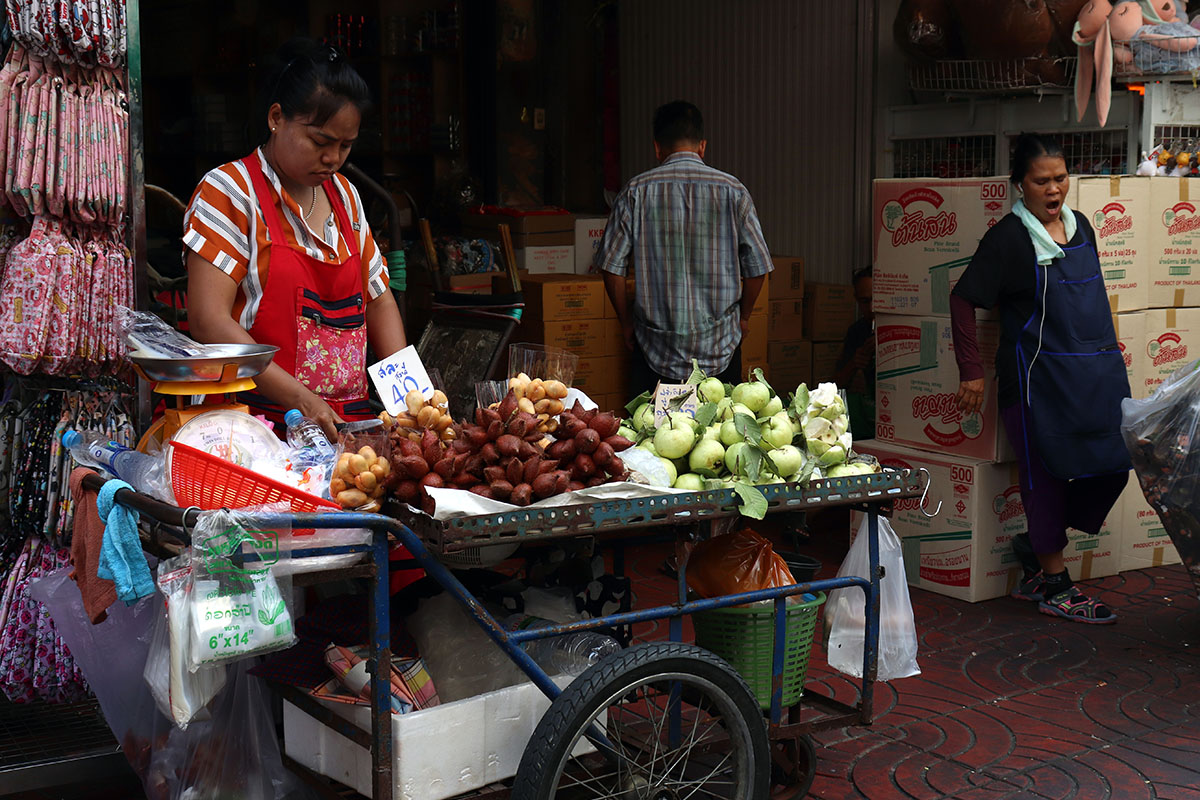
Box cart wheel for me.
[512,642,770,799]
[769,734,816,799]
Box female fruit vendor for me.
[951,133,1129,624]
[184,39,406,441]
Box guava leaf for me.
[733,412,762,445]
[722,381,735,397]
[744,446,762,483]
[625,391,651,416]
[796,460,817,489]
[693,402,718,429]
[667,389,697,412]
[686,359,707,385]
[758,448,780,477]
[694,467,719,479]
[732,482,768,519]
[751,367,776,397]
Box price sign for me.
[370,346,435,415]
[652,383,699,428]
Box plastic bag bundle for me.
[1121,362,1200,592]
[186,506,296,670]
[145,554,227,729]
[32,567,312,800]
[824,516,921,682]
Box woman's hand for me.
[956,378,985,414]
[295,393,345,442]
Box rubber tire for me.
[511,642,771,800]
[770,734,817,799]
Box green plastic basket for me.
[693,592,826,710]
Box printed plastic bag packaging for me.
[144,553,226,728]
[686,529,796,600]
[186,505,296,670]
[32,567,314,800]
[824,516,920,681]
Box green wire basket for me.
[693,591,826,710]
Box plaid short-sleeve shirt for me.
[596,152,772,380]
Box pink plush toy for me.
[1076,0,1199,125]
[1074,0,1115,124]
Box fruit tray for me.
[388,469,925,554]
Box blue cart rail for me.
[88,468,929,800]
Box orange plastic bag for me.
[686,530,796,599]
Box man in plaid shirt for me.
[596,101,772,398]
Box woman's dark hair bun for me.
[263,37,370,132]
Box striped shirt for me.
[183,147,388,330]
[596,152,772,380]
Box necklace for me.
[305,187,317,220]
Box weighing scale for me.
[128,343,279,452]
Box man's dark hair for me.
[852,265,873,284]
[653,101,704,147]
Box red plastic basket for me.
[168,441,340,515]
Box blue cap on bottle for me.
[285,409,303,428]
[62,430,80,448]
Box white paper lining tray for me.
[128,344,279,383]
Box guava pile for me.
[624,368,878,516]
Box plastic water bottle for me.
[284,409,336,465]
[61,430,164,496]
[503,614,621,676]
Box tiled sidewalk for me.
[626,509,1200,799]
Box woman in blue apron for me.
[951,134,1129,624]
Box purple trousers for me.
[999,404,1127,555]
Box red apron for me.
[239,152,374,424]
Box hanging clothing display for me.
[4,0,127,68]
[0,46,128,225]
[0,381,135,703]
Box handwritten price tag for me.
[652,383,699,428]
[369,346,435,416]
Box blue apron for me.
[1015,229,1131,482]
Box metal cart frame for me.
[94,469,929,800]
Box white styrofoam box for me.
[874,314,1014,463]
[284,676,594,800]
[1148,176,1200,308]
[872,177,1010,317]
[517,245,576,275]
[574,216,608,274]
[1069,175,1150,312]
[1114,308,1200,400]
[851,441,1119,602]
[1118,481,1180,572]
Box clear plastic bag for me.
[1121,360,1200,580]
[31,567,314,800]
[116,306,221,359]
[824,516,920,681]
[331,419,391,512]
[146,554,227,729]
[187,506,296,670]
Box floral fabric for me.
[294,315,368,402]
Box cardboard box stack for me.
[497,273,630,411]
[866,174,1195,597]
[850,440,1118,602]
[803,282,856,384]
[762,256,806,385]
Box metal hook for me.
[179,506,201,540]
[917,467,942,518]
